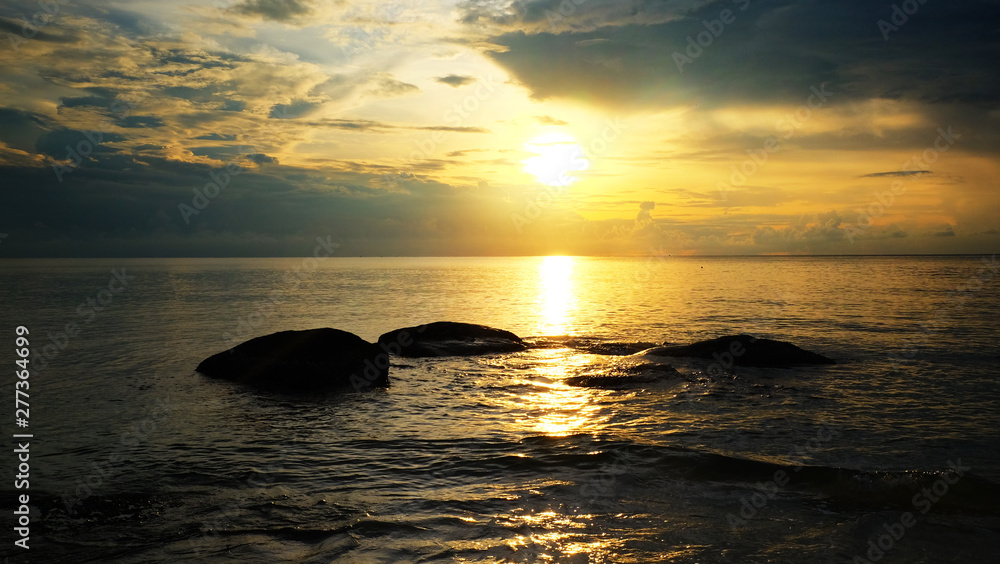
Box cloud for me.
[306,119,490,134]
[369,74,420,98]
[230,0,312,22]
[535,115,568,126]
[246,153,279,165]
[633,200,657,235]
[751,211,847,250]
[118,116,165,128]
[269,100,322,119]
[475,0,1000,115]
[933,225,956,237]
[415,125,490,133]
[860,170,931,178]
[436,74,477,87]
[0,15,84,44]
[455,0,695,33]
[194,133,238,141]
[447,149,489,157]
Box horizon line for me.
[0,253,995,260]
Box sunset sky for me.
[1,0,998,256]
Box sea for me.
[0,255,998,563]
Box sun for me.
[522,132,590,187]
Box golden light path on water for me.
[537,255,575,336]
[522,349,605,437]
[486,256,621,558]
[524,256,609,437]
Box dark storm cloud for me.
[0,108,50,153]
[34,129,127,158]
[0,123,515,257]
[478,0,1000,110]
[456,0,696,31]
[0,152,522,257]
[59,96,115,109]
[436,74,477,87]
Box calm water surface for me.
[0,256,998,563]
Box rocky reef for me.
[195,328,388,392]
[639,335,835,367]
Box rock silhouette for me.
[378,321,526,357]
[196,328,388,392]
[639,335,835,367]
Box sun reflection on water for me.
[517,348,606,437]
[538,255,575,336]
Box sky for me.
[0,0,998,257]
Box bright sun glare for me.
[522,133,590,187]
[538,255,574,336]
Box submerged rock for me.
[576,341,659,356]
[639,334,835,367]
[564,363,682,389]
[378,321,526,357]
[196,328,388,392]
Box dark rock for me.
[577,341,659,356]
[196,328,388,392]
[639,334,835,367]
[378,321,526,357]
[564,363,682,388]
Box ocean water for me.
[1,255,998,563]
